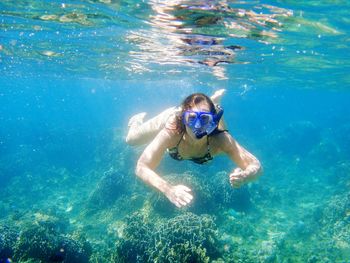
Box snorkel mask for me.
[183,106,224,139]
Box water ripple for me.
[0,0,348,85]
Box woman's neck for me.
[183,132,207,146]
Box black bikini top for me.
[167,132,213,164]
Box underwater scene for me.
[0,0,350,262]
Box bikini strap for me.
[206,136,211,155]
[176,131,185,147]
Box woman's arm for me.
[135,129,193,207]
[218,132,262,188]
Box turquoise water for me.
[1,0,350,262]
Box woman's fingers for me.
[172,185,193,207]
[230,167,243,176]
[173,198,188,208]
[177,185,193,202]
[183,195,193,205]
[181,187,193,199]
[174,201,182,208]
[230,169,245,188]
[178,185,192,192]
[178,199,188,206]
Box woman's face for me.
[184,101,212,140]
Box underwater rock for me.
[116,212,220,263]
[86,168,131,210]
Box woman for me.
[126,90,262,208]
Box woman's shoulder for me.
[165,115,177,130]
[165,106,182,131]
[147,127,181,152]
[210,130,234,150]
[155,127,182,149]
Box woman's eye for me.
[200,115,210,124]
[188,116,196,122]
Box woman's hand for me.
[165,185,193,208]
[229,168,248,188]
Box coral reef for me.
[116,212,220,263]
[265,190,350,262]
[0,225,18,261]
[318,192,350,253]
[86,168,132,210]
[0,222,92,263]
[14,223,92,263]
[1,121,350,262]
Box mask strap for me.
[214,105,224,124]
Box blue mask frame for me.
[183,106,224,139]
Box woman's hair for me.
[174,93,217,133]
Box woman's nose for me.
[194,119,202,128]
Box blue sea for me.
[0,0,349,262]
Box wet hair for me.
[174,93,217,133]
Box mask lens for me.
[199,113,212,126]
[185,112,198,125]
